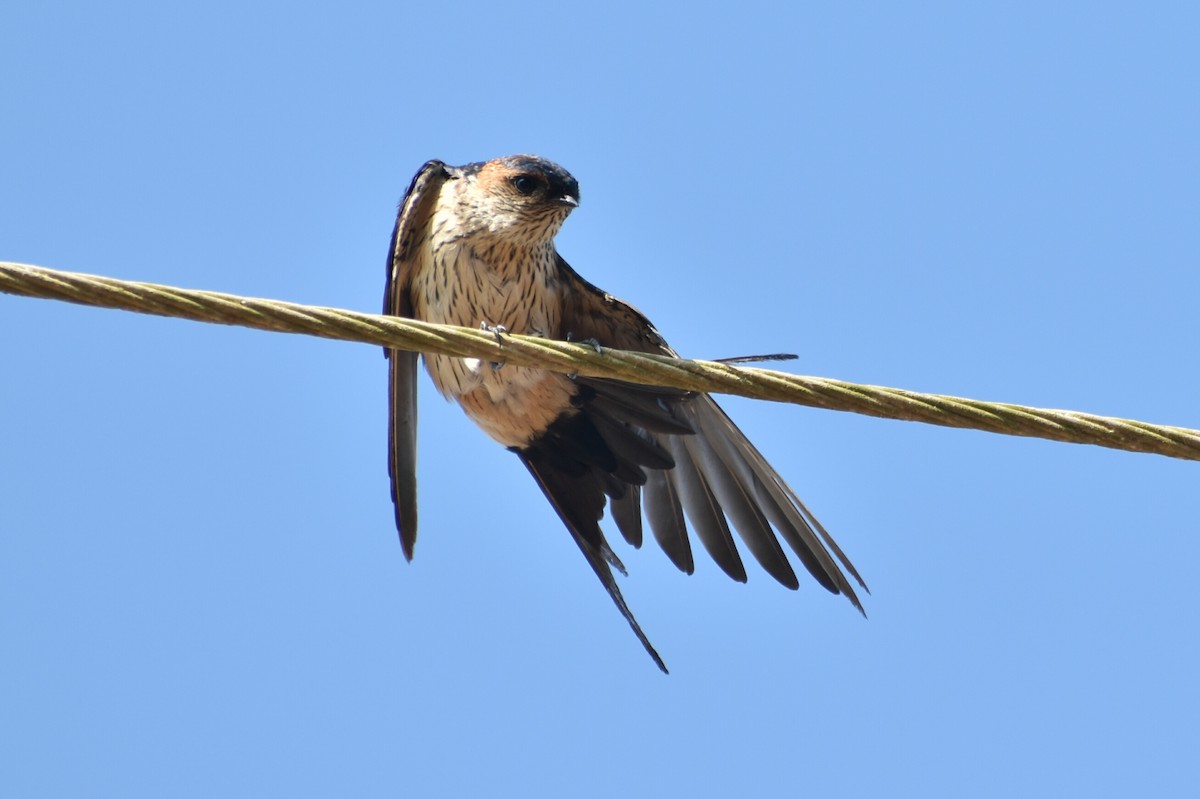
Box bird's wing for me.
[517,435,669,673]
[384,160,449,560]
[550,255,868,609]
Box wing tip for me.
[842,584,868,618]
[399,534,415,562]
[396,508,417,561]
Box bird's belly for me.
[423,351,575,448]
[414,244,572,447]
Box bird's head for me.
[451,155,580,244]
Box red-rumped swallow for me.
[384,155,866,671]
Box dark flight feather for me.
[384,160,450,559]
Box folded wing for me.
[384,160,450,559]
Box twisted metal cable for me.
[3,260,1198,461]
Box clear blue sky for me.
[3,2,1198,796]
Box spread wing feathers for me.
[517,442,669,674]
[531,256,869,616]
[384,160,450,559]
[643,467,693,574]
[609,487,643,547]
[687,396,868,605]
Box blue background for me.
[3,2,1198,796]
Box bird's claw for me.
[564,333,604,380]
[481,321,507,370]
[480,321,508,343]
[566,332,604,354]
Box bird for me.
[383,155,866,672]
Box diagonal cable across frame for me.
[3,260,1198,462]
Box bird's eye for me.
[512,175,540,196]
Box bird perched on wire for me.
[384,155,866,672]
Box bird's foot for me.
[564,333,603,380]
[566,331,604,354]
[480,321,508,343]
[481,321,508,370]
